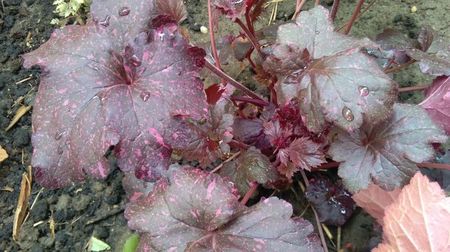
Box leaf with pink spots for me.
[23,4,208,188]
[125,168,323,251]
[265,6,396,133]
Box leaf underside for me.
[420,76,450,134]
[329,103,447,192]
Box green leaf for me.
[123,233,140,252]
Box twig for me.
[384,59,416,74]
[418,162,450,171]
[235,18,263,57]
[292,0,307,20]
[330,0,340,21]
[240,181,258,205]
[337,226,342,251]
[398,85,429,92]
[205,61,269,105]
[299,170,329,252]
[210,151,241,173]
[344,0,365,34]
[207,0,221,69]
[86,207,124,225]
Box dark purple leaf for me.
[286,137,325,171]
[233,118,272,153]
[175,100,234,167]
[328,103,448,192]
[373,28,419,66]
[23,10,207,188]
[267,6,396,133]
[219,147,278,196]
[305,176,355,226]
[126,168,323,251]
[420,76,450,134]
[407,36,450,76]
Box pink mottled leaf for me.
[23,1,207,188]
[373,173,450,252]
[352,183,401,224]
[420,76,450,134]
[219,147,278,196]
[328,103,447,192]
[125,168,323,251]
[266,6,396,133]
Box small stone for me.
[200,26,208,34]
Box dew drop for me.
[88,63,99,72]
[342,106,354,122]
[140,91,151,102]
[118,7,130,16]
[130,55,142,67]
[315,30,320,35]
[340,208,347,214]
[98,15,110,27]
[54,130,64,140]
[359,86,369,97]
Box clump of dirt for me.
[0,0,448,251]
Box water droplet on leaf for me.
[118,7,130,16]
[54,130,64,140]
[359,86,369,97]
[98,15,110,27]
[130,55,142,67]
[340,208,347,214]
[315,30,320,35]
[140,91,151,102]
[342,106,354,122]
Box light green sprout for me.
[51,0,91,26]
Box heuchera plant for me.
[23,0,449,251]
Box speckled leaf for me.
[328,103,448,192]
[219,147,278,196]
[269,6,396,132]
[23,18,207,188]
[420,76,450,134]
[126,168,323,252]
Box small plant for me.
[23,0,449,251]
[50,0,91,26]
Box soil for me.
[0,0,448,251]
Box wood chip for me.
[5,105,32,131]
[0,145,8,163]
[12,166,32,241]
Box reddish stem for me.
[240,182,258,205]
[343,0,365,34]
[418,162,450,171]
[315,0,321,5]
[292,0,307,20]
[384,60,416,74]
[337,0,378,32]
[245,9,255,34]
[207,0,221,69]
[231,96,268,107]
[230,140,251,150]
[315,161,340,170]
[205,61,269,105]
[398,85,429,92]
[235,18,263,57]
[330,0,340,21]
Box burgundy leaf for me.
[305,176,355,226]
[267,6,396,133]
[23,14,207,188]
[155,0,188,24]
[175,100,234,167]
[407,36,450,76]
[328,103,448,192]
[219,147,278,196]
[420,76,450,134]
[373,28,418,66]
[233,118,272,153]
[126,168,323,251]
[287,137,326,171]
[213,0,246,21]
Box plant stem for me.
[207,0,221,69]
[299,170,329,252]
[231,96,269,107]
[240,182,258,205]
[292,0,307,20]
[398,85,429,92]
[337,0,378,32]
[230,140,251,150]
[330,0,340,21]
[235,18,263,57]
[314,161,340,170]
[315,0,321,5]
[205,61,269,105]
[418,162,450,171]
[384,60,416,74]
[344,0,365,34]
[210,151,241,173]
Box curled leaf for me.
[329,103,448,192]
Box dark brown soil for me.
[0,0,448,251]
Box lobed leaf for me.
[373,173,450,252]
[219,147,278,196]
[420,76,450,134]
[23,0,208,188]
[267,6,396,133]
[328,103,448,192]
[126,168,323,251]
